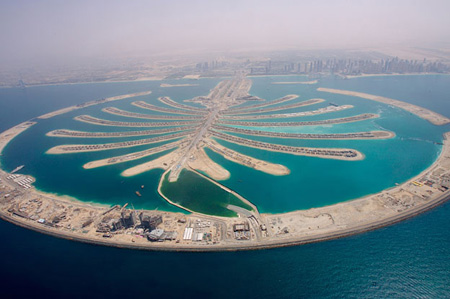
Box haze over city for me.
[1,0,450,66]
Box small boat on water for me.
[141,185,145,189]
[135,191,142,197]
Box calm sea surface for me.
[0,75,449,298]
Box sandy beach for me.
[317,87,450,125]
[0,121,36,153]
[182,75,201,79]
[46,127,194,138]
[271,80,318,85]
[212,125,395,140]
[121,150,183,177]
[75,115,201,128]
[219,113,379,127]
[37,91,152,119]
[211,131,364,161]
[83,141,182,169]
[160,83,199,87]
[205,139,290,176]
[46,131,190,154]
[187,147,230,180]
[223,105,352,120]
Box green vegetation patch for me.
[160,169,252,217]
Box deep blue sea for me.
[1,75,450,298]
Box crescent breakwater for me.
[317,87,450,126]
[37,91,152,119]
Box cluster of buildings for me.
[249,57,450,76]
[104,107,202,120]
[210,131,359,159]
[223,95,298,114]
[133,101,206,116]
[49,127,192,138]
[219,113,377,127]
[223,99,322,117]
[75,115,200,128]
[96,210,178,242]
[223,105,349,120]
[233,223,251,240]
[5,174,33,190]
[212,125,389,140]
[158,96,206,113]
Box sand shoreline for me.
[160,83,199,87]
[1,180,449,252]
[37,91,152,119]
[204,139,290,176]
[317,87,450,125]
[271,80,318,85]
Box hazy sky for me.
[1,0,450,65]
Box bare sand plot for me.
[187,147,230,180]
[205,139,290,175]
[121,150,183,177]
[272,80,318,85]
[83,140,182,169]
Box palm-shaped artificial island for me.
[2,74,450,250]
[46,75,394,217]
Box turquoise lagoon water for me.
[160,169,253,217]
[1,75,447,215]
